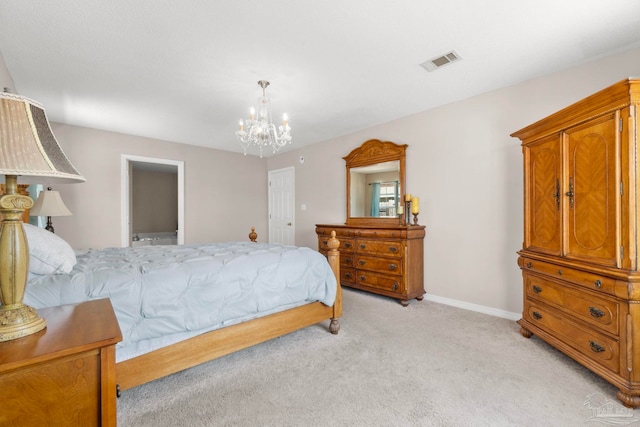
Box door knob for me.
[287,222,292,226]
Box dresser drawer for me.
[353,229,405,239]
[342,253,355,268]
[521,258,616,296]
[356,271,403,293]
[316,227,355,238]
[355,239,403,256]
[341,268,356,285]
[524,273,619,336]
[355,254,402,275]
[319,236,355,252]
[524,301,620,373]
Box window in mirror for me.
[375,181,399,217]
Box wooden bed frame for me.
[115,230,342,393]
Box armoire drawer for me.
[356,271,403,294]
[524,273,619,336]
[355,239,403,256]
[355,255,403,275]
[521,258,616,296]
[524,301,620,373]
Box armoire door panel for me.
[525,136,562,255]
[565,114,619,266]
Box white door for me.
[268,167,295,245]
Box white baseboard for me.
[423,294,521,321]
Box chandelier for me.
[235,80,292,157]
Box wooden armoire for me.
[512,79,640,407]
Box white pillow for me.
[22,223,76,274]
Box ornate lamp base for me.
[0,304,46,342]
[0,174,45,342]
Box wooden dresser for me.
[316,224,425,306]
[512,79,640,407]
[0,299,122,426]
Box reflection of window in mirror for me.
[370,181,399,217]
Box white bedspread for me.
[24,242,337,362]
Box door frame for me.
[121,154,185,247]
[268,166,295,244]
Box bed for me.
[21,224,341,392]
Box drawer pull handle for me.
[359,275,366,281]
[594,280,602,289]
[557,269,562,276]
[532,311,542,320]
[532,285,542,294]
[589,341,605,353]
[359,244,366,250]
[345,257,352,263]
[322,240,328,245]
[389,246,398,253]
[589,307,605,318]
[359,260,366,266]
[526,262,532,268]
[389,263,398,271]
[344,242,352,249]
[344,272,352,279]
[392,282,399,291]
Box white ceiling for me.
[1,1,640,157]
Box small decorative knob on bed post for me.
[249,226,257,242]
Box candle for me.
[405,193,412,202]
[238,119,244,131]
[397,205,404,215]
[283,113,288,127]
[249,107,255,120]
[411,197,420,214]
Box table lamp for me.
[30,187,73,233]
[0,90,85,341]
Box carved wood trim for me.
[343,139,407,167]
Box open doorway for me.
[121,155,185,247]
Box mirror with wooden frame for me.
[344,139,407,226]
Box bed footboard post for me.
[327,231,341,334]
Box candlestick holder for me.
[412,212,419,225]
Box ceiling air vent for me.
[419,50,462,72]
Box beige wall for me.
[268,46,640,315]
[0,51,16,92]
[44,124,268,249]
[132,169,178,234]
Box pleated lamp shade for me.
[0,91,85,183]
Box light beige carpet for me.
[117,288,634,426]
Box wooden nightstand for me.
[0,299,122,426]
